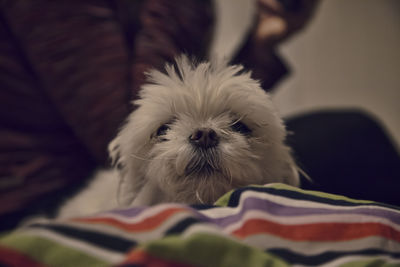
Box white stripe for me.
[180,223,240,244]
[78,202,188,224]
[240,190,396,211]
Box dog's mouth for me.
[184,149,221,176]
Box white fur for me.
[57,169,119,218]
[59,55,299,217]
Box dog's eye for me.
[156,124,170,137]
[231,120,251,135]
[154,118,176,141]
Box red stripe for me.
[73,207,186,232]
[118,249,197,267]
[232,219,400,242]
[0,245,47,267]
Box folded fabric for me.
[1,183,399,266]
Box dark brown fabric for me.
[0,0,213,220]
[232,36,289,91]
[131,0,214,99]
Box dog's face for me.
[110,56,299,206]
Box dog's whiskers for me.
[130,153,177,161]
[229,113,247,127]
[225,166,234,186]
[129,153,150,161]
[195,190,205,204]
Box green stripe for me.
[265,183,377,205]
[0,232,109,267]
[214,189,234,206]
[140,233,289,267]
[215,183,376,208]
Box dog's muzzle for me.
[185,128,220,176]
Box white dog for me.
[58,55,299,218]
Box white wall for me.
[211,0,400,147]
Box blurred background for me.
[1,0,399,230]
[211,0,400,149]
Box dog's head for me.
[110,55,299,206]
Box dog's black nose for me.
[189,128,219,148]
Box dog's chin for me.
[178,152,231,203]
[184,148,221,177]
[173,171,233,205]
[149,149,234,204]
[184,163,218,177]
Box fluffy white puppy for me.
[58,55,299,218]
[110,55,299,207]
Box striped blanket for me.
[1,183,399,266]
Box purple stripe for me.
[193,197,400,227]
[105,206,147,217]
[95,194,400,229]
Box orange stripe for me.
[0,245,48,267]
[73,207,185,232]
[119,249,197,267]
[232,219,400,242]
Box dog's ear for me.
[108,136,141,207]
[108,137,125,171]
